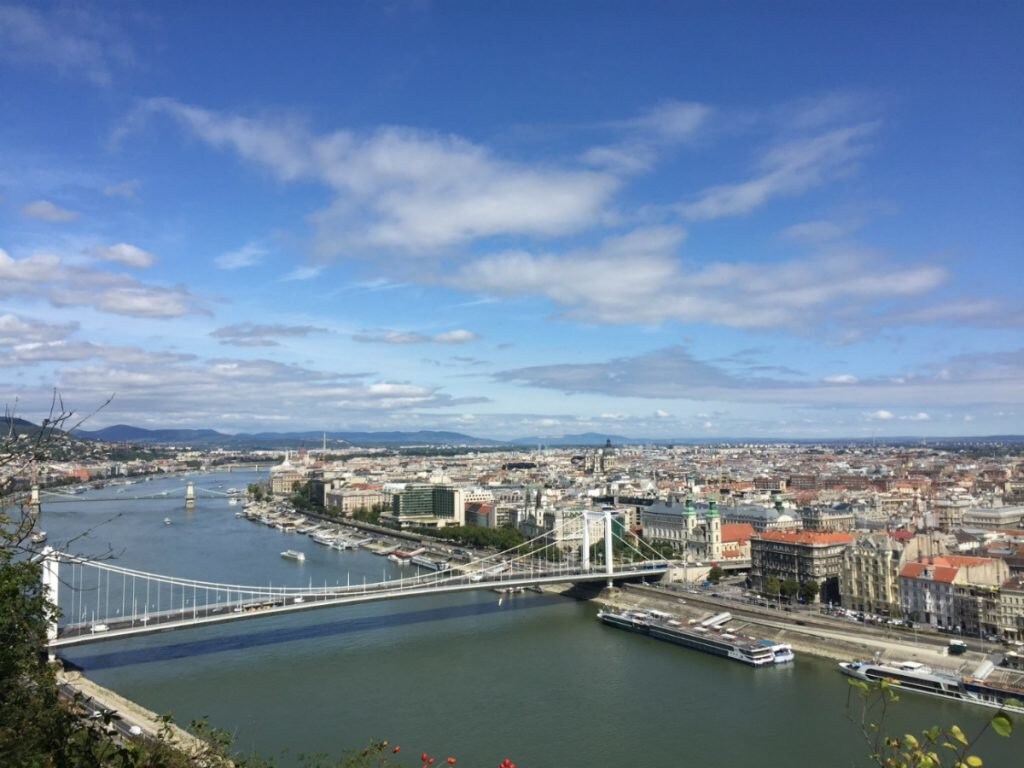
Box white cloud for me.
[781,220,849,243]
[679,122,878,220]
[21,199,80,222]
[283,265,323,281]
[903,412,931,421]
[103,179,140,198]
[0,313,77,346]
[210,323,328,347]
[823,374,859,384]
[353,328,479,345]
[433,329,478,344]
[451,229,945,328]
[654,409,672,418]
[216,243,267,270]
[866,410,895,420]
[91,243,157,268]
[0,4,133,86]
[0,248,204,317]
[128,99,619,253]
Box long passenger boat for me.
[597,607,793,667]
[838,659,1024,715]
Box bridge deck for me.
[51,566,668,648]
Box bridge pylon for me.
[185,481,195,508]
[40,547,60,659]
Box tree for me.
[780,578,800,602]
[764,576,781,599]
[799,579,819,604]
[707,565,724,584]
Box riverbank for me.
[598,583,989,673]
[57,666,210,755]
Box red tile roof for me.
[720,522,755,544]
[755,530,854,545]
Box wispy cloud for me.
[103,179,140,198]
[215,242,268,270]
[90,243,157,268]
[0,4,133,86]
[210,322,328,347]
[450,228,944,329]
[123,98,619,254]
[283,265,323,281]
[354,328,479,345]
[679,121,879,220]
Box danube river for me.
[42,471,1016,767]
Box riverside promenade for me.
[606,584,989,672]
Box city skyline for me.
[1,2,1022,439]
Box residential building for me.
[839,532,904,616]
[899,555,1009,631]
[751,529,854,603]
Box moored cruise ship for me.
[838,659,1024,715]
[597,608,790,667]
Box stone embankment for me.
[57,667,212,756]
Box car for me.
[128,725,143,736]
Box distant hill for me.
[72,425,502,448]
[75,425,225,443]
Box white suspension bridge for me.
[40,508,669,653]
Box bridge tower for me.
[39,547,60,659]
[580,508,615,585]
[185,481,195,508]
[28,483,41,521]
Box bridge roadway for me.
[50,564,668,649]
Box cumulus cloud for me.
[866,409,895,420]
[0,249,206,317]
[124,98,618,254]
[91,243,157,268]
[354,328,479,345]
[21,199,79,222]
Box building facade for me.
[751,530,854,603]
[839,532,904,616]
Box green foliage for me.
[707,565,724,584]
[763,576,781,598]
[780,578,800,601]
[847,678,1015,768]
[351,506,381,524]
[247,483,265,502]
[419,524,524,551]
[799,579,819,604]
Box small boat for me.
[163,518,172,526]
[30,530,47,544]
[281,549,305,562]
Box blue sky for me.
[1,1,1022,439]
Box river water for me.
[42,471,1017,767]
